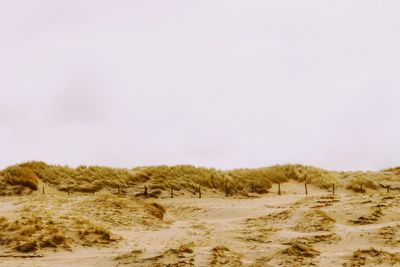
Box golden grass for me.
[294,209,336,232]
[72,194,167,228]
[382,166,400,175]
[1,161,400,196]
[114,244,195,266]
[283,242,320,258]
[148,202,166,220]
[0,215,68,252]
[1,166,39,190]
[263,240,320,266]
[17,161,138,192]
[344,173,379,192]
[210,246,243,266]
[0,214,117,253]
[0,166,39,195]
[78,224,112,243]
[344,248,400,266]
[0,195,121,253]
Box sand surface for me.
[1,182,400,266]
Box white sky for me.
[1,1,399,171]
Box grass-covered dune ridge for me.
[1,161,399,195]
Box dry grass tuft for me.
[293,233,341,245]
[240,210,292,243]
[348,208,384,225]
[294,209,335,232]
[1,166,39,190]
[344,248,400,266]
[78,224,112,244]
[283,242,320,258]
[40,234,66,248]
[71,194,167,228]
[344,174,379,192]
[210,246,243,267]
[147,202,167,220]
[377,224,400,246]
[0,166,39,195]
[0,215,68,253]
[263,241,320,267]
[0,197,119,253]
[114,250,143,265]
[17,161,138,193]
[114,243,195,266]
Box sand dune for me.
[1,180,400,266]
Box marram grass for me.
[0,161,399,195]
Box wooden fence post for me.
[144,185,148,196]
[171,187,174,198]
[360,184,363,193]
[199,186,201,198]
[332,184,335,195]
[305,182,308,195]
[278,183,281,195]
[387,186,390,194]
[42,186,45,195]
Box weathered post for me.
[42,186,45,195]
[278,183,281,195]
[387,186,390,194]
[332,183,335,196]
[170,186,174,198]
[360,184,363,193]
[305,182,308,195]
[199,186,201,198]
[144,185,148,196]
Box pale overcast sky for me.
[1,1,399,171]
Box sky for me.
[1,1,399,171]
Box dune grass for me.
[73,193,167,228]
[1,161,399,195]
[0,166,39,195]
[1,166,39,190]
[0,214,68,252]
[0,196,121,253]
[341,171,399,192]
[15,161,139,192]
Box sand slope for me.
[1,182,400,266]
